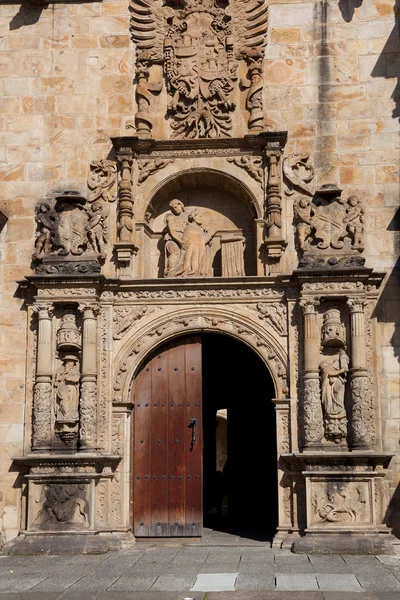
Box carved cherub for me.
[344,195,364,250]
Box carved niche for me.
[294,185,365,269]
[33,161,117,275]
[130,0,268,138]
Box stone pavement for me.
[0,534,400,600]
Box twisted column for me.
[79,304,99,452]
[300,298,324,448]
[347,299,375,449]
[32,304,54,452]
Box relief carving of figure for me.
[55,355,80,424]
[344,195,364,250]
[164,200,216,277]
[33,202,58,259]
[86,201,107,259]
[294,197,313,252]
[181,210,216,277]
[319,349,349,441]
[32,484,89,527]
[164,199,188,277]
[314,483,367,524]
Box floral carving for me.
[256,302,287,336]
[88,160,117,204]
[350,374,375,448]
[79,381,98,449]
[303,377,324,446]
[32,383,53,449]
[116,287,282,300]
[283,154,315,198]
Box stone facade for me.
[0,0,399,552]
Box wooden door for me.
[133,336,203,537]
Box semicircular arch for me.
[113,306,288,406]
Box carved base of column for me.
[264,238,287,259]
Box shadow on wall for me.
[370,0,400,121]
[387,481,400,539]
[9,3,48,31]
[338,0,363,22]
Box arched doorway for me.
[131,332,278,540]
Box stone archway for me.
[112,304,291,540]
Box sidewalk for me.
[0,536,399,600]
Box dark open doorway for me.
[202,333,278,541]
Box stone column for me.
[32,304,54,452]
[265,150,286,263]
[115,150,137,278]
[79,304,99,452]
[347,299,375,450]
[300,298,324,448]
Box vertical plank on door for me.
[184,337,203,536]
[133,360,152,537]
[150,349,169,536]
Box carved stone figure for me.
[32,484,89,528]
[257,302,287,336]
[181,210,216,277]
[113,306,149,340]
[313,483,367,524]
[344,195,364,250]
[86,201,107,258]
[55,355,80,424]
[130,0,268,138]
[138,159,174,184]
[294,197,313,252]
[227,156,263,185]
[319,349,349,442]
[33,202,58,259]
[164,199,188,277]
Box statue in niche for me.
[55,355,80,424]
[319,349,349,441]
[32,484,89,527]
[164,199,188,277]
[181,210,216,277]
[164,200,216,277]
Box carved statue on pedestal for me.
[55,355,80,429]
[319,349,349,442]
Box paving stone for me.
[207,592,324,599]
[124,562,173,576]
[99,593,203,600]
[107,575,159,591]
[66,575,119,592]
[150,574,197,591]
[376,555,400,567]
[58,594,99,600]
[198,563,240,573]
[139,550,179,563]
[308,555,352,574]
[27,572,87,592]
[235,573,276,590]
[323,594,379,600]
[356,573,400,592]
[191,573,238,592]
[0,576,50,593]
[316,573,363,591]
[238,562,276,574]
[276,573,319,591]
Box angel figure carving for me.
[130,0,268,138]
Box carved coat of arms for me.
[130,0,268,138]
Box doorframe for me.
[114,305,292,540]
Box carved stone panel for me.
[29,480,91,531]
[307,478,374,530]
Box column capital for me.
[78,303,100,318]
[347,298,366,313]
[33,303,54,319]
[300,297,320,315]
